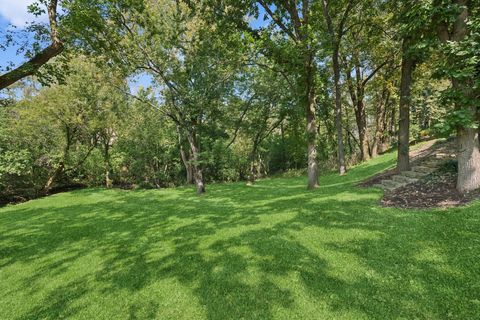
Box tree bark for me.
[247,145,259,186]
[44,125,72,193]
[397,40,415,172]
[354,90,370,162]
[44,161,65,194]
[456,120,480,193]
[186,131,205,195]
[176,125,194,184]
[371,87,390,157]
[104,142,112,188]
[305,51,319,189]
[321,0,354,173]
[332,51,347,173]
[434,0,480,192]
[388,102,396,145]
[259,0,320,188]
[345,64,370,162]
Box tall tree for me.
[256,0,320,188]
[320,0,355,173]
[81,0,245,194]
[391,0,433,172]
[397,37,416,171]
[434,0,480,192]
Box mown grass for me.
[1,150,479,319]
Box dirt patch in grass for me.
[381,162,480,209]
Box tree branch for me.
[257,0,297,41]
[362,59,390,87]
[0,0,64,90]
[226,94,257,148]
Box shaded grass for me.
[1,150,479,319]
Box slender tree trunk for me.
[304,51,319,189]
[388,102,396,146]
[397,40,415,172]
[104,142,112,189]
[186,131,205,195]
[44,126,72,193]
[332,51,347,174]
[176,125,194,184]
[321,0,352,173]
[179,146,194,185]
[354,92,370,162]
[247,145,258,186]
[247,132,262,185]
[280,123,287,171]
[44,162,65,194]
[372,88,389,157]
[345,104,354,154]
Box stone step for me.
[434,152,452,159]
[401,171,424,179]
[381,179,405,190]
[412,166,436,174]
[392,175,418,184]
[421,162,442,169]
[424,156,444,162]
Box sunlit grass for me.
[1,149,479,319]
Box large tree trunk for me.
[304,51,319,189]
[456,122,480,193]
[332,52,347,173]
[397,40,415,172]
[186,131,205,195]
[434,0,480,192]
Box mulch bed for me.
[380,165,480,209]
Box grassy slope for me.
[1,150,479,320]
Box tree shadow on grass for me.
[1,166,479,319]
[15,279,88,320]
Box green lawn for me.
[1,151,479,320]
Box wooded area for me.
[1,0,479,200]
